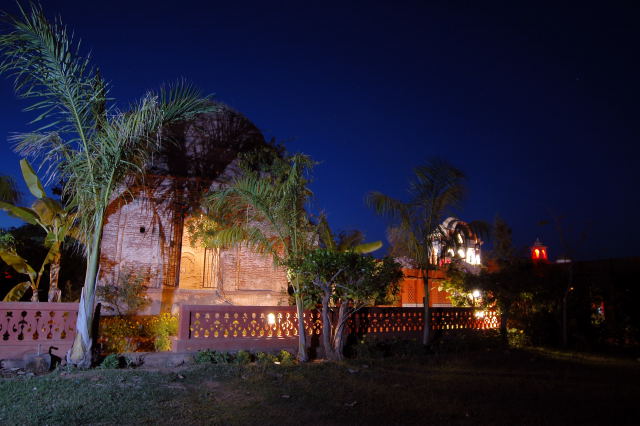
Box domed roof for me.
[149,102,267,180]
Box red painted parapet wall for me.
[173,305,499,352]
[0,302,78,360]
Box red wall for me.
[397,268,452,307]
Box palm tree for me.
[0,4,214,367]
[194,154,315,361]
[366,159,465,345]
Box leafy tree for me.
[0,160,76,301]
[299,249,403,360]
[367,159,466,345]
[443,217,564,343]
[0,4,213,366]
[192,153,316,361]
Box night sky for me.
[1,1,638,260]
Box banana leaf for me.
[19,159,46,199]
[353,241,383,254]
[32,199,56,225]
[0,249,37,282]
[0,201,38,225]
[3,282,31,301]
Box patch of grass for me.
[1,348,639,425]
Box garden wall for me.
[0,302,78,360]
[172,305,499,353]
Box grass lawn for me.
[1,345,639,425]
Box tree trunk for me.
[68,213,103,368]
[499,301,511,345]
[561,264,573,348]
[321,291,335,360]
[48,250,62,302]
[30,285,39,302]
[561,290,568,348]
[332,302,349,361]
[294,291,308,362]
[422,272,431,346]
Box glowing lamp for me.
[472,290,481,298]
[267,313,276,325]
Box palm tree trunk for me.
[294,291,308,362]
[68,213,104,367]
[48,250,62,302]
[422,271,431,346]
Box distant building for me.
[395,217,483,307]
[530,238,549,262]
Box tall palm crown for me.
[0,3,213,366]
[199,153,315,265]
[193,153,315,361]
[367,159,466,345]
[367,159,466,269]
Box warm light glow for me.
[267,313,276,325]
[474,310,486,319]
[466,247,480,265]
[472,290,481,298]
[458,248,466,258]
[534,248,540,258]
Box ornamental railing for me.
[0,302,78,360]
[173,305,499,352]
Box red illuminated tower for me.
[530,238,548,262]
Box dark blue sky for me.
[1,1,638,260]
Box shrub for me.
[97,269,151,316]
[194,350,233,364]
[99,354,120,369]
[277,350,295,366]
[99,314,178,354]
[508,328,532,348]
[149,313,178,351]
[233,350,252,365]
[194,349,215,364]
[99,316,150,353]
[255,352,278,364]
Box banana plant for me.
[317,215,383,254]
[0,159,76,302]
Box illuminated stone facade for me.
[98,107,289,314]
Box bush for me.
[234,350,252,365]
[99,354,121,369]
[277,350,295,366]
[255,352,278,364]
[194,349,215,364]
[507,328,532,348]
[149,313,178,351]
[96,269,151,316]
[99,314,178,354]
[194,350,234,364]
